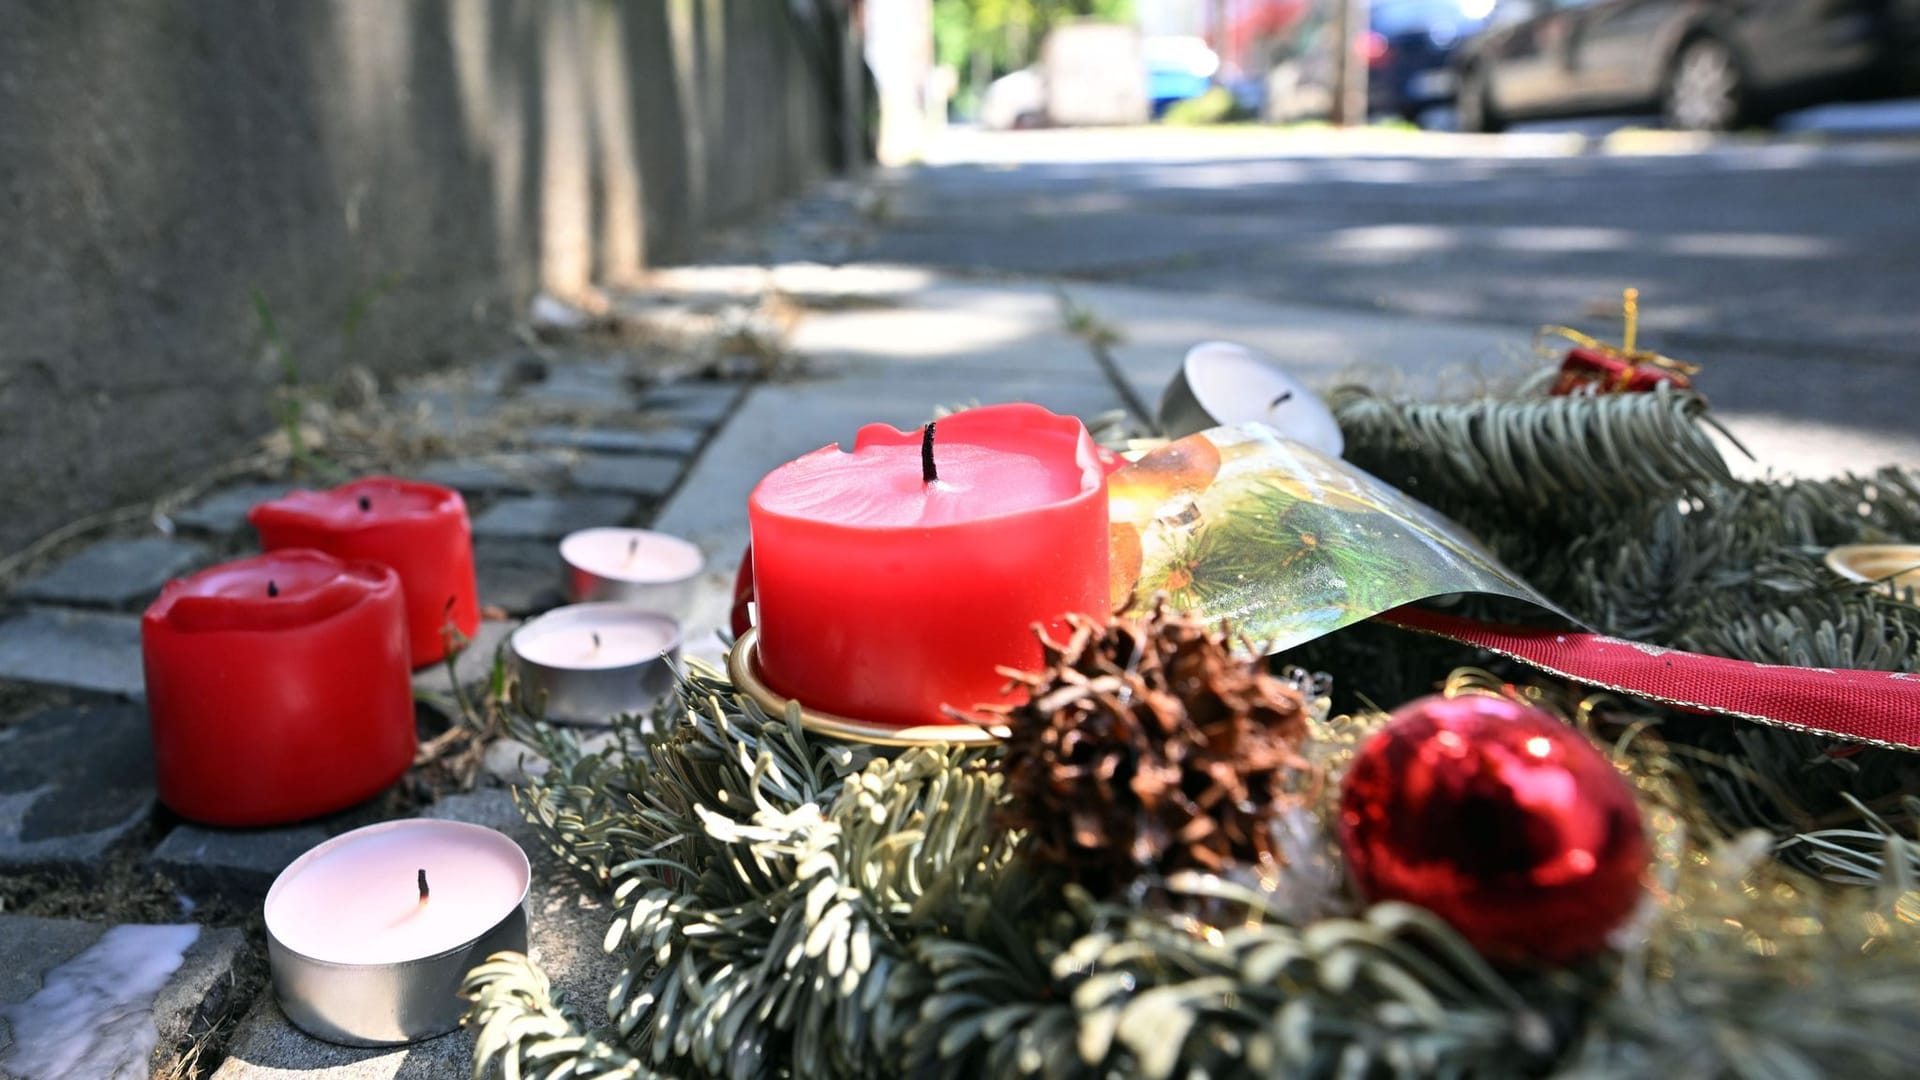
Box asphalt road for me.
[844,115,1920,452]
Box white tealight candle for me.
[1158,341,1345,457]
[510,603,682,724]
[264,820,530,1046]
[560,527,704,616]
[513,611,677,669]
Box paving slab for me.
[465,351,550,397]
[150,926,250,1076]
[528,423,706,456]
[12,537,209,610]
[412,620,516,698]
[782,280,1101,381]
[213,790,622,1080]
[472,540,566,616]
[470,495,639,541]
[150,821,332,899]
[0,703,155,874]
[408,452,571,496]
[0,919,236,1080]
[169,483,298,537]
[392,388,506,439]
[569,452,683,498]
[516,363,641,408]
[639,381,746,427]
[0,916,110,1052]
[1057,281,1535,413]
[0,607,146,698]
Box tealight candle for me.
[265,819,530,1046]
[559,527,704,617]
[1157,341,1345,457]
[510,604,681,724]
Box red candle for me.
[249,477,480,667]
[141,549,417,826]
[748,403,1109,726]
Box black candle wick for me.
[591,632,602,650]
[267,579,279,598]
[1269,390,1294,410]
[358,495,371,511]
[418,868,430,901]
[921,422,938,485]
[626,537,639,559]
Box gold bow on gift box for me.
[1540,288,1701,395]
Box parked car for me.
[1370,0,1495,119]
[1267,0,1491,123]
[981,24,1153,130]
[1042,22,1152,126]
[981,67,1047,130]
[1453,0,1920,132]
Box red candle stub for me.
[249,477,480,667]
[747,403,1110,727]
[142,549,417,826]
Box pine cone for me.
[986,603,1315,894]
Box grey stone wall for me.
[0,0,839,551]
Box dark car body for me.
[1370,0,1492,119]
[1267,0,1488,123]
[1453,0,1920,131]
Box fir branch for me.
[467,657,1920,1080]
[1329,386,1920,851]
[464,952,660,1080]
[1331,386,1731,521]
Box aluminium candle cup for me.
[511,603,681,725]
[560,527,704,619]
[264,821,531,1047]
[1158,340,1345,457]
[1825,544,1920,596]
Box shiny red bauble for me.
[1338,694,1648,965]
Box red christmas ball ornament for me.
[1338,694,1648,965]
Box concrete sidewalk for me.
[646,262,1920,667]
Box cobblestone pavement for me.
[0,319,761,1078]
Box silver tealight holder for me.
[263,819,531,1046]
[510,603,681,724]
[559,527,704,618]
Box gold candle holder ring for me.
[726,628,1005,748]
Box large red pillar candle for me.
[748,403,1109,726]
[249,477,480,666]
[141,549,417,825]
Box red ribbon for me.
[1377,606,1920,751]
